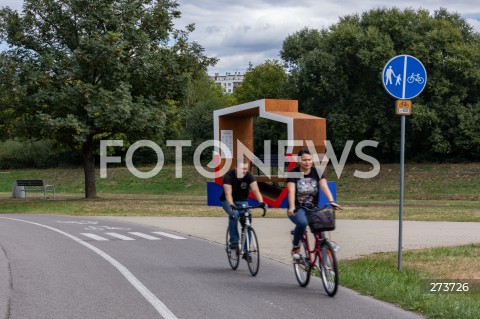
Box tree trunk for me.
[83,138,97,198]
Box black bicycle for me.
[225,204,266,276]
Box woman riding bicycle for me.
[220,157,266,249]
[287,149,340,258]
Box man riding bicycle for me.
[220,157,266,250]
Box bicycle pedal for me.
[296,258,306,265]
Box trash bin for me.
[12,181,25,198]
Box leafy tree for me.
[183,72,230,161]
[233,60,289,104]
[0,0,216,197]
[281,8,480,162]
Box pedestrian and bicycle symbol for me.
[382,55,427,99]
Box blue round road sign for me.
[382,55,427,99]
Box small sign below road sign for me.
[395,100,412,116]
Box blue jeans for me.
[221,200,248,245]
[288,207,308,246]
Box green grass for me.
[2,163,479,199]
[0,165,208,195]
[340,244,480,319]
[332,163,480,201]
[1,163,478,220]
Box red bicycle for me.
[292,206,339,296]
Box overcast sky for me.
[1,1,479,75]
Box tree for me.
[183,72,231,161]
[233,59,289,104]
[0,0,217,197]
[281,8,480,162]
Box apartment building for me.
[210,71,244,94]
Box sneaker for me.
[291,246,301,260]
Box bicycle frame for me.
[302,230,325,270]
[238,210,252,254]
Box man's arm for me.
[223,184,234,207]
[249,181,263,203]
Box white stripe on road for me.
[0,217,178,319]
[81,233,110,241]
[105,233,136,240]
[129,232,161,240]
[152,232,186,240]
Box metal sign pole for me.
[398,115,405,271]
[382,55,426,272]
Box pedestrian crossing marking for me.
[152,231,186,240]
[80,233,109,241]
[105,232,136,240]
[128,232,161,240]
[80,231,186,241]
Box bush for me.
[0,140,80,169]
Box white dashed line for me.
[152,232,186,240]
[129,232,161,240]
[105,232,136,240]
[81,233,109,241]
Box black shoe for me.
[242,253,252,263]
[229,243,239,249]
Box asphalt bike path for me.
[0,214,430,319]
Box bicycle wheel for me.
[245,227,260,276]
[318,240,338,297]
[225,228,240,270]
[293,239,311,287]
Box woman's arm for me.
[319,178,334,202]
[319,178,341,209]
[287,182,296,216]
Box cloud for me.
[1,1,479,75]
[175,1,480,75]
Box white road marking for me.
[152,232,186,240]
[84,226,131,231]
[105,232,135,240]
[129,232,161,240]
[81,233,110,241]
[57,220,98,225]
[0,217,178,319]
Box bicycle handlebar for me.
[297,204,342,212]
[235,204,267,217]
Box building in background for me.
[210,72,244,94]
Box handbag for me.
[306,206,336,232]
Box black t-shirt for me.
[220,170,256,201]
[286,167,325,207]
